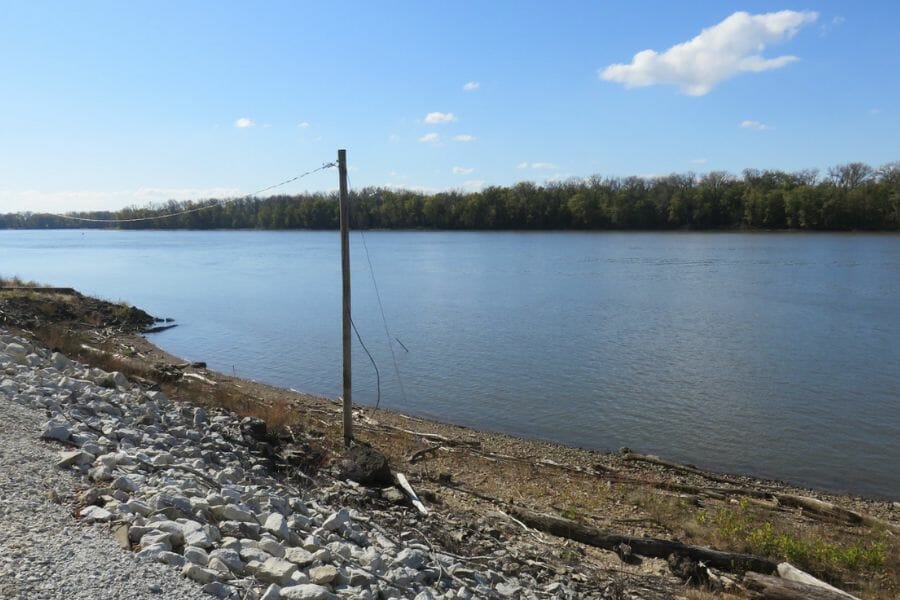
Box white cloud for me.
[388,133,400,142]
[418,133,440,143]
[690,158,708,165]
[463,81,480,91]
[298,121,310,128]
[452,134,477,142]
[516,162,529,169]
[234,117,255,128]
[452,166,475,175]
[740,120,772,131]
[462,179,485,189]
[424,112,457,124]
[600,10,818,96]
[531,162,557,170]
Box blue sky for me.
[1,1,898,213]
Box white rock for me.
[41,420,71,442]
[264,513,290,540]
[140,531,173,551]
[184,546,210,566]
[495,582,522,597]
[51,352,73,370]
[57,450,94,468]
[79,505,113,522]
[5,343,27,360]
[259,537,285,558]
[110,371,129,388]
[182,563,220,585]
[0,378,19,395]
[125,499,153,517]
[201,581,235,599]
[207,557,235,579]
[157,551,186,568]
[322,509,350,531]
[212,503,256,523]
[308,565,337,585]
[280,584,336,600]
[136,543,170,561]
[283,547,314,567]
[209,548,244,574]
[257,558,298,586]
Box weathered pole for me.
[338,149,353,447]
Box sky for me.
[1,1,898,213]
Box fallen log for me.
[398,428,481,448]
[744,571,856,600]
[510,507,776,574]
[622,452,739,486]
[773,494,899,533]
[776,563,860,600]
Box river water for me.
[1,230,898,498]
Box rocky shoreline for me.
[0,287,897,599]
[1,329,618,599]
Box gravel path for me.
[0,394,206,600]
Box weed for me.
[559,507,580,521]
[694,500,889,576]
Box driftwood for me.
[773,494,899,533]
[399,428,481,448]
[622,452,740,486]
[744,571,856,600]
[182,372,217,386]
[509,507,777,574]
[396,473,428,515]
[776,563,860,600]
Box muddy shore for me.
[1,285,897,598]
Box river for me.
[2,229,898,498]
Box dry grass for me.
[0,275,43,288]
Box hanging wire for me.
[37,162,336,224]
[347,174,409,409]
[350,316,381,410]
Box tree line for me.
[2,162,898,231]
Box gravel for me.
[0,379,208,599]
[0,329,588,599]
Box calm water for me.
[2,230,898,498]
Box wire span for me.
[39,162,336,224]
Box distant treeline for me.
[3,162,899,231]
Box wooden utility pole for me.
[338,149,353,447]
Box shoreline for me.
[123,331,899,514]
[2,286,898,597]
[142,330,895,504]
